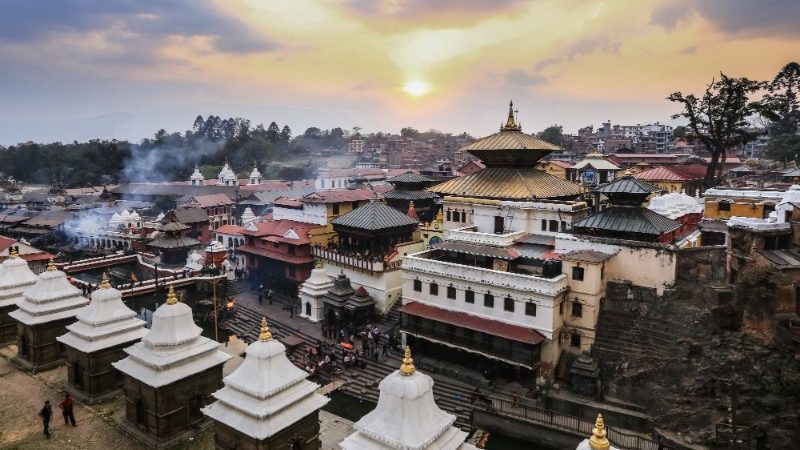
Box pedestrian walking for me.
[258,292,263,305]
[39,400,52,438]
[59,393,76,427]
[289,304,294,318]
[267,289,273,305]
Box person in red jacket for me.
[59,393,76,426]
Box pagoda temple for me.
[148,210,203,265]
[573,173,679,242]
[202,317,329,449]
[57,272,148,403]
[9,259,89,372]
[339,347,478,450]
[322,273,375,331]
[330,196,420,258]
[113,286,232,448]
[0,246,37,345]
[298,261,334,323]
[384,171,440,222]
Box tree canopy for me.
[537,126,563,146]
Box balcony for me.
[445,226,526,247]
[403,251,567,297]
[312,246,394,273]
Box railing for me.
[445,226,526,247]
[312,247,386,272]
[488,398,661,450]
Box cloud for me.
[533,35,621,72]
[338,0,528,25]
[651,0,800,36]
[0,1,278,53]
[505,70,547,87]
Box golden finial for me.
[435,208,443,223]
[399,346,416,376]
[9,246,18,259]
[259,316,273,341]
[166,285,178,305]
[315,258,323,270]
[47,258,56,272]
[589,414,610,450]
[100,272,111,289]
[501,100,521,131]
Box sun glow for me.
[402,80,432,97]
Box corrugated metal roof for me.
[461,130,560,152]
[635,164,707,182]
[386,172,435,183]
[432,240,521,260]
[573,206,679,236]
[594,177,661,195]
[428,168,581,200]
[188,193,233,208]
[332,201,418,231]
[383,190,440,200]
[148,235,201,249]
[571,155,621,171]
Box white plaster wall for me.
[273,204,327,226]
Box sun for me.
[402,80,431,97]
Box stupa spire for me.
[259,316,272,341]
[47,259,56,272]
[501,100,521,131]
[166,285,178,305]
[399,346,416,376]
[9,246,18,259]
[589,414,610,450]
[100,272,111,289]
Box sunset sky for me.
[0,0,798,145]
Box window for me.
[549,220,559,232]
[572,302,583,318]
[560,221,567,231]
[288,246,295,255]
[718,201,731,212]
[559,302,563,315]
[332,204,340,215]
[446,209,452,221]
[430,283,438,296]
[572,266,585,281]
[465,289,474,303]
[484,293,494,308]
[453,211,460,222]
[600,266,605,280]
[413,279,422,292]
[494,216,504,234]
[570,333,581,348]
[504,296,514,312]
[526,302,537,317]
[447,285,456,299]
[541,219,547,231]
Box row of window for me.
[446,209,469,223]
[413,279,538,316]
[541,219,568,232]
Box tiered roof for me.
[332,200,419,231]
[340,347,477,450]
[112,286,231,387]
[202,317,329,440]
[9,260,89,325]
[0,247,38,309]
[57,273,147,353]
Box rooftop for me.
[635,164,707,182]
[573,206,680,237]
[428,167,581,200]
[332,200,419,231]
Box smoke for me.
[122,138,223,183]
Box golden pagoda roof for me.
[461,130,560,153]
[428,167,581,200]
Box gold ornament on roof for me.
[500,100,522,132]
[9,246,18,259]
[166,285,178,305]
[399,346,416,376]
[589,413,610,450]
[47,259,56,272]
[259,316,272,341]
[100,272,111,289]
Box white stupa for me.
[299,262,333,323]
[9,259,89,326]
[109,212,123,228]
[248,165,263,185]
[0,247,38,311]
[113,286,232,387]
[240,207,257,226]
[776,185,800,223]
[340,347,478,450]
[190,165,205,186]
[218,162,238,186]
[57,272,147,354]
[202,317,329,440]
[575,414,619,450]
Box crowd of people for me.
[301,323,401,376]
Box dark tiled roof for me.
[432,241,520,260]
[594,176,661,195]
[171,206,209,224]
[573,206,679,236]
[428,168,581,200]
[332,201,418,231]
[187,193,233,208]
[148,235,201,249]
[382,190,440,200]
[386,172,435,183]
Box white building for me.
[298,262,334,322]
[218,162,238,186]
[190,165,205,186]
[0,248,38,345]
[248,165,263,185]
[339,347,478,450]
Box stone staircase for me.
[224,279,247,297]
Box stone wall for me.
[212,411,322,450]
[675,246,726,283]
[65,343,129,402]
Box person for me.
[512,392,520,407]
[258,291,263,305]
[59,393,76,427]
[39,400,52,438]
[267,289,273,305]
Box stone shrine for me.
[0,247,37,345]
[298,261,333,323]
[9,259,89,372]
[57,272,148,403]
[203,317,329,449]
[113,286,232,448]
[569,351,601,399]
[339,347,478,450]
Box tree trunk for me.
[705,149,721,188]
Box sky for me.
[0,0,798,146]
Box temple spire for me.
[100,272,111,289]
[47,258,56,272]
[166,285,178,305]
[259,316,272,341]
[399,346,416,376]
[9,246,18,259]
[589,414,610,450]
[501,100,522,131]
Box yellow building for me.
[419,208,444,248]
[536,160,572,180]
[702,188,783,221]
[634,164,707,195]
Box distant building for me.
[634,164,707,195]
[217,162,238,186]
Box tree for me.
[193,115,204,132]
[537,126,563,146]
[672,125,688,140]
[265,121,280,144]
[667,74,766,187]
[279,125,292,147]
[763,62,800,136]
[304,127,322,139]
[400,127,419,139]
[765,134,800,166]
